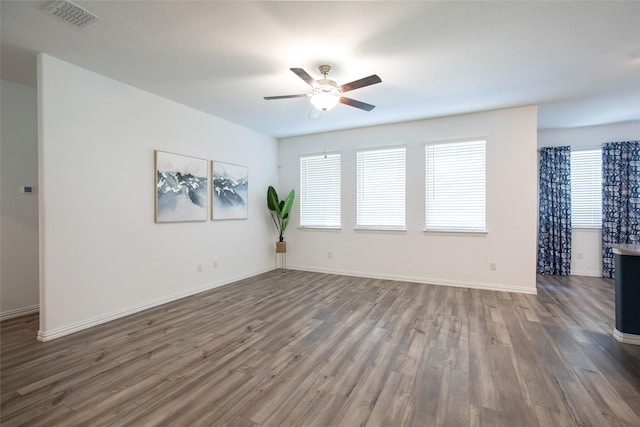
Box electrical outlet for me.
[213,260,218,269]
[197,264,203,273]
[21,185,35,195]
[328,252,332,259]
[577,252,584,260]
[489,262,497,271]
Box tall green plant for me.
[267,186,295,242]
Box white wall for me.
[570,228,602,277]
[538,121,640,149]
[279,106,538,294]
[38,54,278,340]
[1,80,40,319]
[538,120,640,277]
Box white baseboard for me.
[0,305,39,321]
[287,265,538,295]
[37,267,272,342]
[613,329,640,345]
[571,271,602,278]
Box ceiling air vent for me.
[43,0,101,29]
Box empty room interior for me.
[1,1,640,426]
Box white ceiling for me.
[2,1,639,138]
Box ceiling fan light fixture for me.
[310,92,340,111]
[311,79,340,111]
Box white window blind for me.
[571,149,602,228]
[300,153,341,228]
[425,140,486,232]
[357,147,406,230]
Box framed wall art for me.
[212,161,248,220]
[155,150,208,223]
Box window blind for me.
[356,147,406,230]
[425,140,486,232]
[571,149,602,228]
[299,153,341,228]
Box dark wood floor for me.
[2,271,640,426]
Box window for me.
[356,147,406,230]
[299,153,341,228]
[571,149,602,228]
[425,140,486,232]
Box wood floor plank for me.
[533,405,575,427]
[2,270,640,426]
[258,369,333,426]
[435,366,470,427]
[574,367,640,426]
[4,403,76,427]
[328,335,399,426]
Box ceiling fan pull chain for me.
[323,110,328,158]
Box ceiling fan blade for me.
[339,75,382,93]
[339,97,376,111]
[290,68,316,87]
[263,94,308,100]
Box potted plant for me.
[267,186,295,253]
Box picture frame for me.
[212,161,248,220]
[155,150,209,223]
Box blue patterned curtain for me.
[537,146,572,275]
[601,141,640,278]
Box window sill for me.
[423,229,488,236]
[355,227,407,233]
[298,226,342,231]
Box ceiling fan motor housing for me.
[315,78,339,95]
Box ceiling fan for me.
[264,65,382,112]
